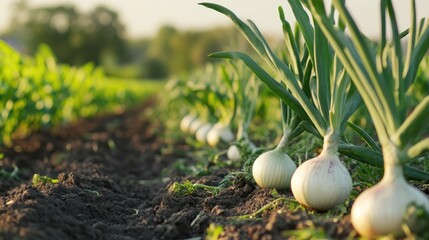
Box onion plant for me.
[223,62,260,161]
[205,64,241,148]
[173,64,234,144]
[203,4,313,191]
[250,97,303,190]
[201,2,362,210]
[304,0,429,237]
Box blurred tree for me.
[140,25,253,78]
[141,57,168,79]
[82,6,127,64]
[2,1,127,66]
[0,1,271,79]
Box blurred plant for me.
[0,41,146,146]
[3,1,126,66]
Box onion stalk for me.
[224,63,260,160]
[206,64,239,147]
[305,0,429,236]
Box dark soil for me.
[0,97,357,240]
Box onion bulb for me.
[227,145,241,161]
[195,123,212,143]
[252,147,297,190]
[180,114,197,133]
[227,141,256,161]
[351,164,429,237]
[188,118,205,134]
[206,123,234,147]
[291,151,352,211]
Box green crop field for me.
[103,77,165,104]
[0,40,164,146]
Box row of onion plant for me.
[201,0,429,213]
[201,1,365,212]
[304,0,429,237]
[172,62,263,163]
[168,1,429,236]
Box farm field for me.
[0,92,428,240]
[0,96,359,240]
[1,0,429,239]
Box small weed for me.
[270,189,280,197]
[168,180,224,196]
[32,174,59,186]
[168,180,196,195]
[193,183,224,195]
[206,223,224,240]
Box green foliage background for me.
[0,40,161,146]
[0,1,261,80]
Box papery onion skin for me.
[252,147,297,190]
[291,153,352,211]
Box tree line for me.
[1,1,258,79]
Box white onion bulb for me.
[291,152,352,211]
[180,114,197,133]
[351,166,429,238]
[206,123,234,147]
[195,123,212,143]
[227,141,256,161]
[227,145,241,161]
[188,118,205,134]
[252,147,297,190]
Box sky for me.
[0,0,428,39]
